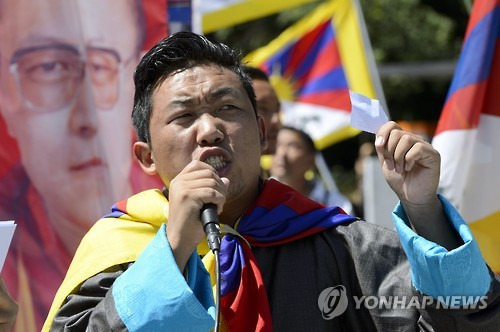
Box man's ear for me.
[133,141,157,175]
[258,116,268,152]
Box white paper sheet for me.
[349,90,389,134]
[0,220,16,272]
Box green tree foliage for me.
[361,0,468,121]
[363,0,461,62]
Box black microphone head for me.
[200,203,218,226]
[200,203,220,251]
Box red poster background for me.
[0,1,168,330]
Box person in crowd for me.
[45,32,499,331]
[241,66,281,177]
[243,68,351,212]
[0,0,146,329]
[241,66,281,155]
[271,126,354,214]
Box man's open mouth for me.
[204,155,227,170]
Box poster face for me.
[0,0,167,330]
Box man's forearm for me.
[402,195,463,251]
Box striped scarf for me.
[210,179,357,331]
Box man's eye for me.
[90,63,112,73]
[40,62,62,71]
[168,113,193,124]
[27,61,68,81]
[220,104,238,111]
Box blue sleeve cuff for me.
[393,195,491,301]
[112,224,215,331]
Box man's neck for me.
[218,178,262,227]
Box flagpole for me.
[315,152,339,193]
[351,0,389,118]
[191,0,203,34]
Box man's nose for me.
[275,144,287,158]
[68,81,98,139]
[196,114,224,146]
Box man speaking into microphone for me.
[44,32,499,331]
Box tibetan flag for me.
[245,0,383,149]
[432,0,500,272]
[192,0,315,34]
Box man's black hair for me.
[241,65,270,82]
[281,126,317,154]
[132,32,257,144]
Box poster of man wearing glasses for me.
[0,1,167,330]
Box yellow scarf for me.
[43,189,216,331]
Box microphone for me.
[201,203,222,332]
[200,203,221,251]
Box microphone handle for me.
[200,203,221,251]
